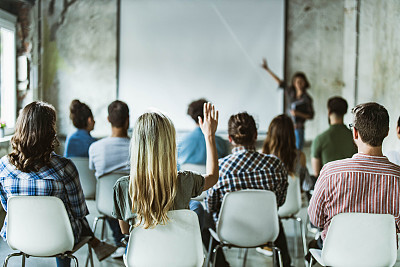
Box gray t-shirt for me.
[88,137,130,178]
[112,171,204,231]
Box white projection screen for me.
[119,0,285,133]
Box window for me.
[0,9,16,132]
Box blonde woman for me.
[112,103,219,233]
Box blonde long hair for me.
[129,112,178,228]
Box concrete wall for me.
[41,0,117,141]
[32,0,400,154]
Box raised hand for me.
[198,102,218,138]
[261,58,269,71]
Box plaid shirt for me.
[205,146,288,222]
[0,153,89,242]
[308,153,400,240]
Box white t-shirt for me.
[89,137,130,178]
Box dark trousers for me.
[203,212,292,267]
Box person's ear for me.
[353,127,359,140]
[228,136,234,144]
[397,126,400,136]
[107,116,110,123]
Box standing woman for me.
[64,99,96,158]
[0,101,117,266]
[262,114,309,188]
[261,59,314,150]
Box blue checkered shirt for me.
[205,146,288,222]
[0,153,89,242]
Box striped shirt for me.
[308,153,400,241]
[205,146,288,222]
[0,153,89,242]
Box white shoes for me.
[111,246,126,259]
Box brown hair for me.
[352,102,389,147]
[187,98,207,123]
[108,100,129,128]
[328,96,348,116]
[291,72,310,90]
[262,114,297,174]
[8,101,59,172]
[69,99,93,129]
[228,112,257,146]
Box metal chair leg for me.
[293,218,299,257]
[277,248,283,267]
[205,234,214,267]
[101,217,107,240]
[212,244,222,267]
[297,217,308,267]
[3,252,24,267]
[69,255,78,267]
[242,248,248,267]
[85,244,94,267]
[309,256,314,267]
[21,254,26,267]
[272,247,282,267]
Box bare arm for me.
[261,58,283,85]
[199,102,219,191]
[119,220,130,235]
[311,157,322,177]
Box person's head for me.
[228,112,257,147]
[129,111,177,229]
[327,96,348,117]
[69,99,94,131]
[108,100,129,129]
[8,101,59,172]
[262,114,296,174]
[351,102,389,147]
[291,72,310,92]
[187,98,208,124]
[397,116,400,139]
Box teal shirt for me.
[311,124,357,166]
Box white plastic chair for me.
[124,210,204,267]
[206,190,282,267]
[92,172,124,240]
[4,196,93,267]
[69,157,97,200]
[278,175,307,265]
[180,163,207,201]
[309,213,397,267]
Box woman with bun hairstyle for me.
[205,112,291,267]
[64,99,96,158]
[262,114,309,185]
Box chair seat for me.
[309,248,323,266]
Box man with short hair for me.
[385,116,400,165]
[311,96,357,177]
[178,98,229,166]
[308,102,400,246]
[89,100,130,258]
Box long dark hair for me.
[262,114,297,174]
[8,101,59,172]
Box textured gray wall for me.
[37,0,400,153]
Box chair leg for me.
[3,252,24,267]
[92,217,100,234]
[101,218,107,240]
[69,255,78,267]
[272,247,282,267]
[242,248,248,267]
[205,234,214,267]
[212,244,222,267]
[293,218,298,257]
[297,217,308,267]
[309,256,314,267]
[85,244,94,267]
[21,254,26,267]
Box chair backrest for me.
[125,210,204,267]
[180,163,206,174]
[69,157,97,199]
[96,173,124,216]
[7,196,75,256]
[322,213,397,267]
[217,189,279,247]
[277,175,301,217]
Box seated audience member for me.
[308,102,400,251]
[311,96,357,177]
[112,104,219,249]
[64,99,96,158]
[178,98,229,166]
[385,116,400,165]
[0,102,116,267]
[89,100,130,258]
[205,112,291,267]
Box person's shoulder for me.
[0,155,11,173]
[50,153,74,168]
[320,157,355,176]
